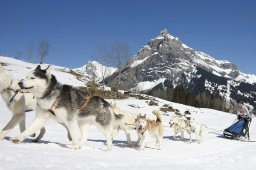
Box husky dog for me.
[169,114,189,140]
[135,110,164,150]
[13,65,123,150]
[169,113,207,143]
[110,102,137,146]
[0,65,45,142]
[187,118,208,143]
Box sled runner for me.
[223,117,252,140]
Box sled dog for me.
[0,65,45,142]
[13,65,123,150]
[110,102,137,146]
[135,110,164,150]
[169,113,207,143]
[187,118,208,143]
[169,114,189,140]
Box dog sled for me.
[223,116,252,140]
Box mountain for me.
[74,61,117,84]
[105,29,256,111]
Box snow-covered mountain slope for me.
[1,94,256,170]
[0,56,85,86]
[74,61,117,83]
[105,29,256,110]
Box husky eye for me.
[31,77,35,79]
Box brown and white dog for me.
[135,110,164,150]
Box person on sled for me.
[237,101,251,137]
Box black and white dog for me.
[12,65,122,150]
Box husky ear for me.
[35,65,41,70]
[45,65,53,75]
[143,114,146,118]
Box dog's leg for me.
[60,123,72,141]
[181,130,185,140]
[139,135,146,150]
[135,134,141,146]
[0,114,24,140]
[79,123,88,146]
[66,120,81,149]
[189,132,192,143]
[12,110,50,143]
[121,126,132,146]
[106,132,113,151]
[112,127,120,141]
[19,114,37,138]
[19,115,26,133]
[156,136,162,150]
[31,127,46,143]
[173,129,177,140]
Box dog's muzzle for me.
[18,82,33,90]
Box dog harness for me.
[47,95,92,116]
[5,81,33,112]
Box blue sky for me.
[0,0,255,74]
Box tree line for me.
[150,85,227,112]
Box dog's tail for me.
[152,110,162,123]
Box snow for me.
[133,78,166,92]
[1,57,256,170]
[130,57,149,68]
[74,60,117,83]
[1,95,256,170]
[0,56,85,87]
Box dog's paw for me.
[68,145,81,150]
[31,139,39,143]
[139,147,145,151]
[11,137,21,143]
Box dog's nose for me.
[18,81,23,88]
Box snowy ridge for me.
[0,56,84,86]
[128,29,256,84]
[74,61,117,83]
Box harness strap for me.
[9,91,19,105]
[79,95,92,111]
[48,100,59,116]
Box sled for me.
[223,117,252,140]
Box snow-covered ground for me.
[1,57,256,170]
[1,97,256,170]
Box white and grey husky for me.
[0,65,45,141]
[12,65,123,150]
[169,112,207,143]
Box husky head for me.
[0,65,12,92]
[19,65,54,98]
[135,114,147,133]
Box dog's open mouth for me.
[20,86,34,93]
[138,126,143,131]
[22,86,34,90]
